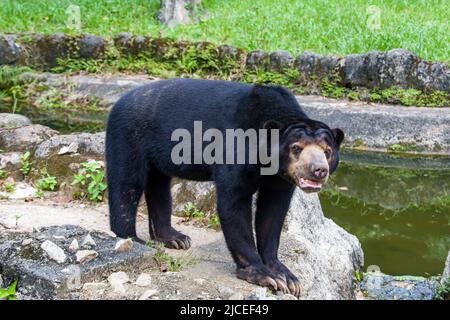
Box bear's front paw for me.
[265,260,301,297]
[154,227,192,250]
[236,264,290,294]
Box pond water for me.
[320,151,450,276]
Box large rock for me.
[0,152,22,170]
[285,190,364,299]
[0,113,31,129]
[34,132,105,158]
[269,51,294,72]
[78,35,106,59]
[296,51,341,81]
[340,49,450,92]
[360,272,440,300]
[0,124,58,152]
[246,50,270,70]
[26,33,73,68]
[0,225,156,299]
[0,35,22,65]
[443,251,450,281]
[171,180,364,299]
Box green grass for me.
[0,0,448,62]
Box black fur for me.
[106,78,343,295]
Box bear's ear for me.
[263,120,282,131]
[332,128,344,146]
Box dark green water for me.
[320,151,450,276]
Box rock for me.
[269,50,294,72]
[340,51,383,88]
[228,292,244,300]
[29,33,73,68]
[217,285,234,298]
[1,182,37,200]
[114,238,133,252]
[76,250,98,264]
[0,124,58,152]
[442,251,450,281]
[340,49,450,92]
[218,45,245,62]
[139,289,159,300]
[296,51,341,81]
[41,240,67,264]
[0,152,22,170]
[0,225,156,299]
[246,50,270,70]
[158,0,204,28]
[78,35,106,59]
[361,272,440,300]
[277,293,297,300]
[135,273,152,287]
[108,271,130,294]
[21,238,32,246]
[68,239,79,252]
[247,288,267,300]
[58,142,79,155]
[81,234,96,248]
[285,190,364,299]
[113,33,133,54]
[0,35,22,65]
[171,180,216,216]
[34,132,105,158]
[82,282,108,295]
[0,275,3,288]
[416,61,450,92]
[0,113,31,129]
[193,278,206,286]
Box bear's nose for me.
[313,166,328,179]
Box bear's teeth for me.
[299,178,322,188]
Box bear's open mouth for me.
[298,178,322,192]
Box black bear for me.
[106,78,344,297]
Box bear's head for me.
[269,119,344,193]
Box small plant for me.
[184,202,205,219]
[3,181,15,193]
[387,143,418,153]
[72,161,107,202]
[0,280,18,300]
[35,172,58,192]
[152,242,193,272]
[320,79,346,99]
[434,278,450,300]
[20,151,32,176]
[355,270,364,282]
[183,202,221,230]
[0,169,7,179]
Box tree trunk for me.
[158,0,203,28]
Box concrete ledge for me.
[299,96,450,154]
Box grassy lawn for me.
[0,0,448,62]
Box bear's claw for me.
[154,228,192,250]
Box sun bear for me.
[105,78,344,297]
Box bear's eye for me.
[291,144,302,155]
[324,149,332,159]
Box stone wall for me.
[0,33,449,93]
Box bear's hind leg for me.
[107,160,145,243]
[145,169,192,250]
